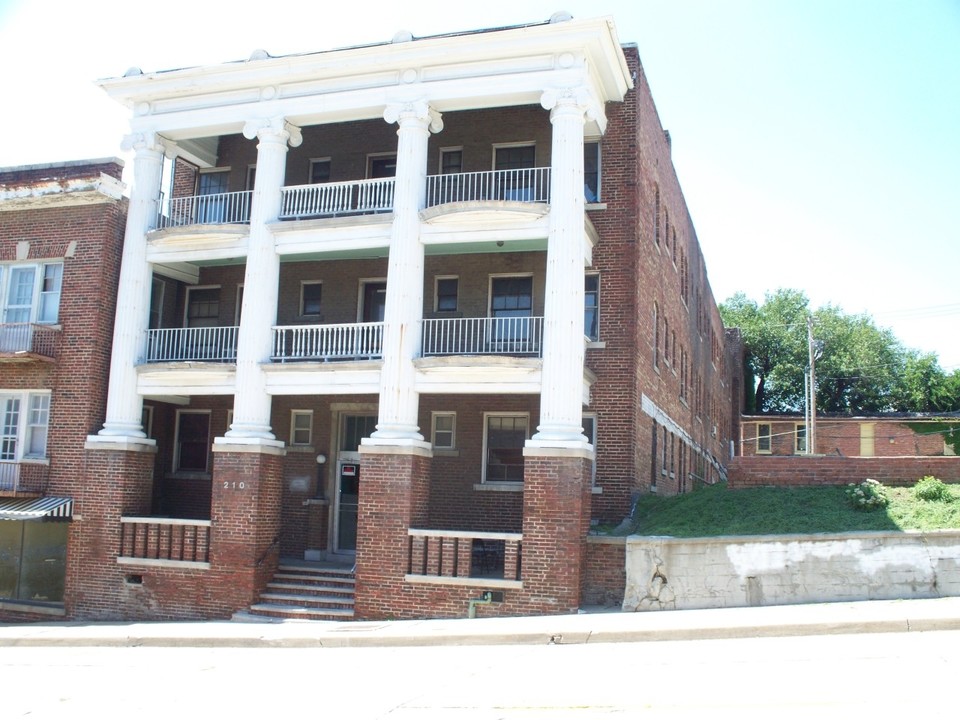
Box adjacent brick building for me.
[5,15,738,621]
[0,159,126,621]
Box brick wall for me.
[583,537,626,607]
[728,455,960,487]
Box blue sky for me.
[1,0,958,369]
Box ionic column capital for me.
[242,117,303,147]
[383,101,443,133]
[540,86,602,125]
[120,131,167,156]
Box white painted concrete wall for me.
[623,531,960,611]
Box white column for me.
[365,102,441,448]
[219,117,301,447]
[529,89,593,449]
[89,132,166,447]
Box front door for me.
[334,414,378,553]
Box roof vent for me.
[123,67,142,77]
[550,11,573,23]
[248,49,270,62]
[392,30,414,43]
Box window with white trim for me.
[439,147,463,175]
[310,158,331,184]
[0,262,64,326]
[582,413,597,484]
[174,410,211,473]
[584,141,600,202]
[482,413,528,483]
[435,277,458,313]
[756,423,771,454]
[0,391,51,463]
[301,281,322,317]
[795,424,807,454]
[584,274,599,341]
[290,410,313,446]
[431,412,456,450]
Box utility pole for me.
[807,316,817,455]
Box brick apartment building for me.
[0,159,126,621]
[5,14,736,621]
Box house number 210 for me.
[223,481,246,490]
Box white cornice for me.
[0,173,125,211]
[98,17,632,140]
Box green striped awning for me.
[0,496,73,521]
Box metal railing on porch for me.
[279,178,395,219]
[425,168,551,207]
[144,326,239,363]
[0,461,49,494]
[272,322,384,361]
[421,316,544,357]
[156,191,252,229]
[406,529,522,585]
[118,517,211,565]
[0,323,58,358]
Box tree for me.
[721,289,959,414]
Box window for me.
[0,520,68,604]
[757,423,771,454]
[431,412,456,450]
[490,276,532,319]
[494,144,535,170]
[0,392,50,467]
[149,278,164,330]
[483,413,528,483]
[584,274,599,341]
[141,405,154,439]
[185,286,220,328]
[175,411,210,473]
[440,148,463,175]
[654,186,660,246]
[290,410,313,446]
[584,141,600,202]
[234,284,244,325]
[310,159,331,184]
[196,170,230,223]
[653,302,660,369]
[0,262,63,330]
[246,166,257,191]
[795,424,807,454]
[582,413,597,484]
[301,282,322,317]
[37,264,63,324]
[435,277,458,313]
[367,154,397,178]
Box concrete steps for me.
[241,562,355,621]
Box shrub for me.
[845,478,889,511]
[914,476,952,502]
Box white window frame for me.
[431,411,456,450]
[795,423,808,454]
[149,278,165,330]
[583,412,597,486]
[439,146,463,175]
[290,410,314,447]
[183,284,221,328]
[300,281,323,317]
[487,273,534,318]
[366,152,397,179]
[584,273,600,342]
[756,423,772,454]
[491,142,536,170]
[309,157,331,184]
[173,409,211,474]
[584,139,601,203]
[0,262,65,326]
[434,276,459,313]
[0,391,51,462]
[481,411,529,485]
[234,284,244,325]
[141,405,154,439]
[246,165,257,191]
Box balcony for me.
[0,323,58,361]
[0,461,49,495]
[425,168,551,207]
[156,191,252,229]
[421,317,544,357]
[272,322,384,362]
[145,326,238,363]
[279,178,395,220]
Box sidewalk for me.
[2,597,959,649]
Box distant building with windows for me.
[0,159,126,620]
[5,15,737,621]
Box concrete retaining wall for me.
[623,531,960,611]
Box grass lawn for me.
[608,480,960,538]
